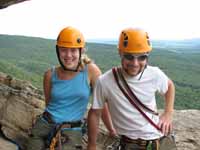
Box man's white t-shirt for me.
[92,66,169,140]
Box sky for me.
[0,0,200,40]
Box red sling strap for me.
[112,67,161,132]
[116,67,158,115]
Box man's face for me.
[120,52,148,76]
[58,47,80,70]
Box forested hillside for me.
[0,34,200,109]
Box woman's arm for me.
[43,69,52,106]
[87,108,102,150]
[101,103,117,136]
[88,63,101,88]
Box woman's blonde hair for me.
[79,53,92,69]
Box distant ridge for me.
[87,38,200,52]
[87,38,118,45]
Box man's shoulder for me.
[101,69,113,77]
[147,65,157,69]
[99,69,113,81]
[146,65,168,79]
[146,65,161,72]
[144,66,164,78]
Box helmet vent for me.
[77,38,81,43]
[123,32,128,47]
[146,33,151,46]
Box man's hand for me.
[108,128,117,137]
[158,111,173,135]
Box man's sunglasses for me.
[122,54,148,61]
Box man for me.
[87,28,175,150]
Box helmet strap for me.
[138,58,148,80]
[56,46,82,72]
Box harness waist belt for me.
[61,121,82,128]
[121,135,158,145]
[43,111,54,123]
[42,111,82,127]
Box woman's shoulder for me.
[87,63,101,75]
[44,66,58,79]
[87,63,101,86]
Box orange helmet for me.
[118,28,152,54]
[56,26,85,48]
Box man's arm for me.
[87,108,102,150]
[158,79,175,135]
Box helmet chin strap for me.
[138,63,147,80]
[138,58,148,80]
[56,46,82,72]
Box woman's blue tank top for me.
[45,66,91,123]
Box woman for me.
[27,26,102,150]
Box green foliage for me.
[0,35,57,87]
[0,34,200,110]
[149,48,200,109]
[86,43,120,72]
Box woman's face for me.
[58,47,80,70]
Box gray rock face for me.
[0,72,45,149]
[96,109,200,150]
[173,110,200,150]
[0,137,17,150]
[0,72,200,150]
